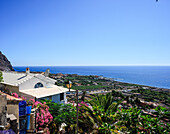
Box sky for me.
[0,0,170,66]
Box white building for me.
[0,68,70,104]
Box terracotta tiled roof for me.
[0,91,22,101]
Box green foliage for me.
[116,107,170,133]
[78,103,118,134]
[39,90,169,133]
[116,107,141,133]
[131,89,170,105]
[78,92,121,133]
[79,92,169,134]
[80,90,86,101]
[112,90,124,98]
[89,93,121,113]
[71,85,109,90]
[40,100,76,133]
[0,71,3,82]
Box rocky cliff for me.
[0,51,14,71]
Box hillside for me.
[0,51,14,71]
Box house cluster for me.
[0,68,71,133]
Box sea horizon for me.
[13,66,170,89]
[13,65,170,67]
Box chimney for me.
[44,68,50,77]
[26,68,30,74]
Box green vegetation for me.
[71,85,110,90]
[131,89,170,105]
[40,100,76,133]
[78,92,170,133]
[41,92,170,133]
[49,73,170,133]
[116,107,170,134]
[51,73,115,91]
[0,71,3,82]
[78,93,121,133]
[118,82,143,87]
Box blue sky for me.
[0,0,170,66]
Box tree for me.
[78,93,121,133]
[90,93,121,113]
[81,90,86,101]
[0,71,3,82]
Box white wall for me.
[19,77,52,90]
[18,75,68,104]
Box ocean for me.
[13,66,170,89]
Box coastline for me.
[14,69,170,91]
[13,66,170,90]
[49,72,170,108]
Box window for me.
[60,93,64,101]
[34,82,43,88]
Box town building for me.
[0,68,70,104]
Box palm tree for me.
[78,93,121,133]
[89,93,121,113]
[81,90,86,101]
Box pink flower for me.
[30,98,35,103]
[50,115,53,120]
[24,99,53,127]
[81,101,88,107]
[41,114,44,119]
[39,122,44,126]
[41,108,45,114]
[34,101,42,107]
[78,104,81,106]
[45,119,49,123]
[21,96,26,100]
[12,93,19,98]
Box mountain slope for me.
[0,51,14,71]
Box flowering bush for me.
[39,99,76,133]
[29,99,53,130]
[12,92,26,100]
[11,93,53,133]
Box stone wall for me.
[7,100,20,134]
[0,94,7,127]
[0,83,19,95]
[5,84,19,95]
[7,101,19,128]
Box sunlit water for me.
[14,66,170,89]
